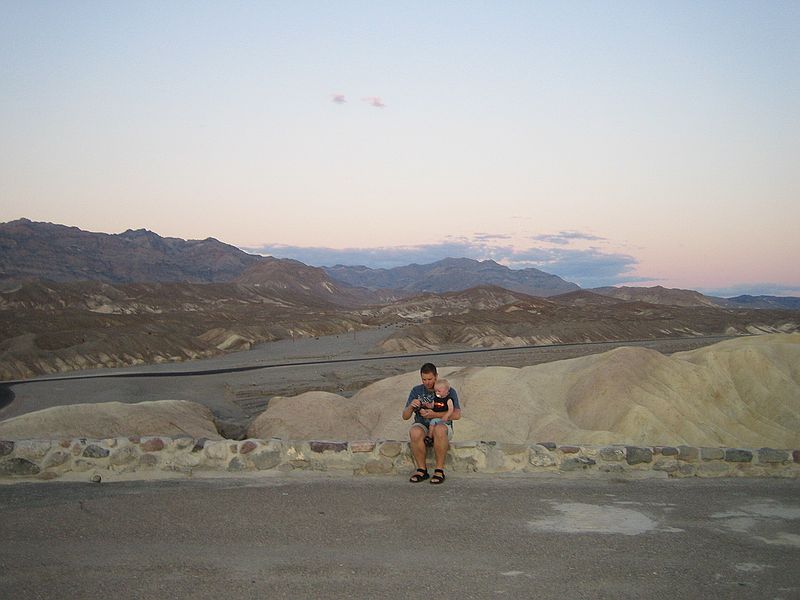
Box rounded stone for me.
[625,447,653,465]
[599,447,625,462]
[0,440,14,457]
[757,448,789,464]
[90,474,102,483]
[0,457,41,476]
[724,449,753,463]
[379,442,403,458]
[83,445,110,459]
[141,438,165,452]
[239,440,258,455]
[42,450,71,469]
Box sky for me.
[1,1,798,296]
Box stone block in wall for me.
[141,437,165,452]
[449,446,481,472]
[252,449,282,471]
[678,446,699,461]
[310,441,348,453]
[599,447,625,462]
[529,445,557,468]
[656,447,678,456]
[139,454,158,468]
[14,440,52,461]
[0,457,41,476]
[560,457,596,472]
[536,442,557,450]
[171,437,195,450]
[559,445,581,454]
[757,448,789,464]
[192,439,208,453]
[653,459,679,473]
[227,456,249,472]
[349,441,376,453]
[239,440,259,455]
[794,450,800,464]
[109,446,138,466]
[204,441,231,461]
[625,447,653,465]
[379,442,404,458]
[0,441,14,456]
[485,447,508,472]
[677,462,696,476]
[724,449,753,463]
[83,445,110,459]
[700,447,724,461]
[42,450,71,469]
[165,452,202,470]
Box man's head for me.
[420,362,437,390]
[434,379,450,398]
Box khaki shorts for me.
[411,421,453,440]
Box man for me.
[402,363,461,484]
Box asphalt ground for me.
[1,475,798,599]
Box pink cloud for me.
[331,93,346,104]
[363,96,386,108]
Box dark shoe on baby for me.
[424,436,433,447]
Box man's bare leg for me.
[409,424,428,470]
[432,423,449,471]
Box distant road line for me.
[1,334,741,386]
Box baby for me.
[423,379,455,447]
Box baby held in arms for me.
[423,379,455,447]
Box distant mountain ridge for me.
[0,219,262,285]
[325,257,580,297]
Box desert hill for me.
[375,297,800,353]
[325,257,580,297]
[721,295,800,310]
[235,259,390,307]
[591,285,721,307]
[0,279,384,380]
[0,399,220,439]
[248,333,800,448]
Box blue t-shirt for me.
[405,384,460,428]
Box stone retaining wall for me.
[1,437,799,482]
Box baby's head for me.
[434,379,450,398]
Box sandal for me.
[409,468,429,483]
[430,468,445,484]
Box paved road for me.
[1,475,798,599]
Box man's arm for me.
[402,399,421,421]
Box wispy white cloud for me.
[532,231,606,245]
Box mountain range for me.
[324,257,579,297]
[1,219,799,380]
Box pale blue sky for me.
[2,1,798,294]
